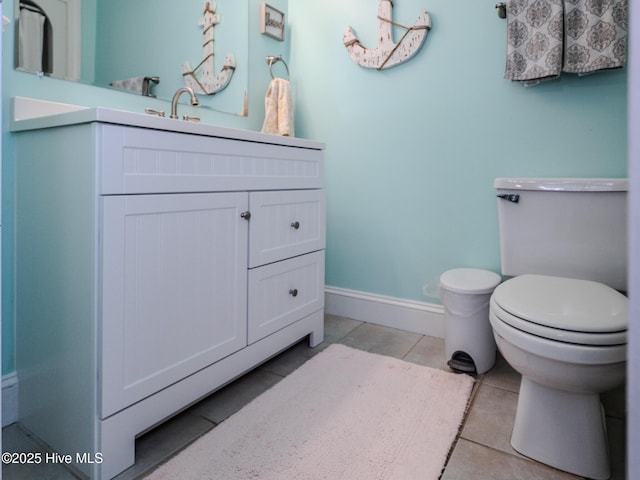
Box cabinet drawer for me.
[99,124,324,194]
[249,190,326,267]
[248,251,325,344]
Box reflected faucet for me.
[170,87,200,119]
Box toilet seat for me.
[491,274,627,346]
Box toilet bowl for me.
[491,274,627,387]
[489,275,627,479]
[491,178,628,480]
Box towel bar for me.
[266,55,290,80]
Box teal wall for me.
[1,0,289,375]
[289,0,627,300]
[0,0,628,376]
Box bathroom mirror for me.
[14,0,249,115]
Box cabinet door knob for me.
[289,288,298,297]
[240,211,251,220]
[290,221,300,229]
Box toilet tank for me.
[494,178,628,292]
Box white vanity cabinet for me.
[13,110,325,479]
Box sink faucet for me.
[170,87,199,119]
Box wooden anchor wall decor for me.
[183,1,235,95]
[343,0,431,70]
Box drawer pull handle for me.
[289,288,299,297]
[240,211,251,220]
[290,221,300,229]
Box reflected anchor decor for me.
[183,1,235,95]
[343,0,431,70]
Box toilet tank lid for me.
[494,178,628,192]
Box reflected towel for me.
[563,0,627,74]
[261,78,294,137]
[18,8,46,73]
[504,0,564,84]
[110,76,146,94]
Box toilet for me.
[490,178,628,480]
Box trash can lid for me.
[439,268,502,294]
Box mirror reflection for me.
[15,0,248,115]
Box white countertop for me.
[9,97,325,150]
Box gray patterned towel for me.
[505,0,564,84]
[504,0,628,84]
[563,0,627,74]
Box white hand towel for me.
[504,0,564,84]
[563,0,627,74]
[261,78,294,137]
[18,8,46,73]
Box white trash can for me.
[440,268,502,374]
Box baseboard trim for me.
[3,372,19,427]
[324,286,445,338]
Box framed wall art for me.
[260,3,285,41]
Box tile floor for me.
[2,314,627,480]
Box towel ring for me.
[266,55,290,80]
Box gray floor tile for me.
[338,322,422,359]
[258,339,322,377]
[460,384,522,458]
[480,352,521,393]
[322,314,363,343]
[113,413,214,480]
[191,368,284,424]
[403,334,449,371]
[2,424,79,480]
[442,439,583,480]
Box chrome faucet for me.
[170,87,200,119]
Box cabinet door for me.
[100,193,248,419]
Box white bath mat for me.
[146,343,474,479]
